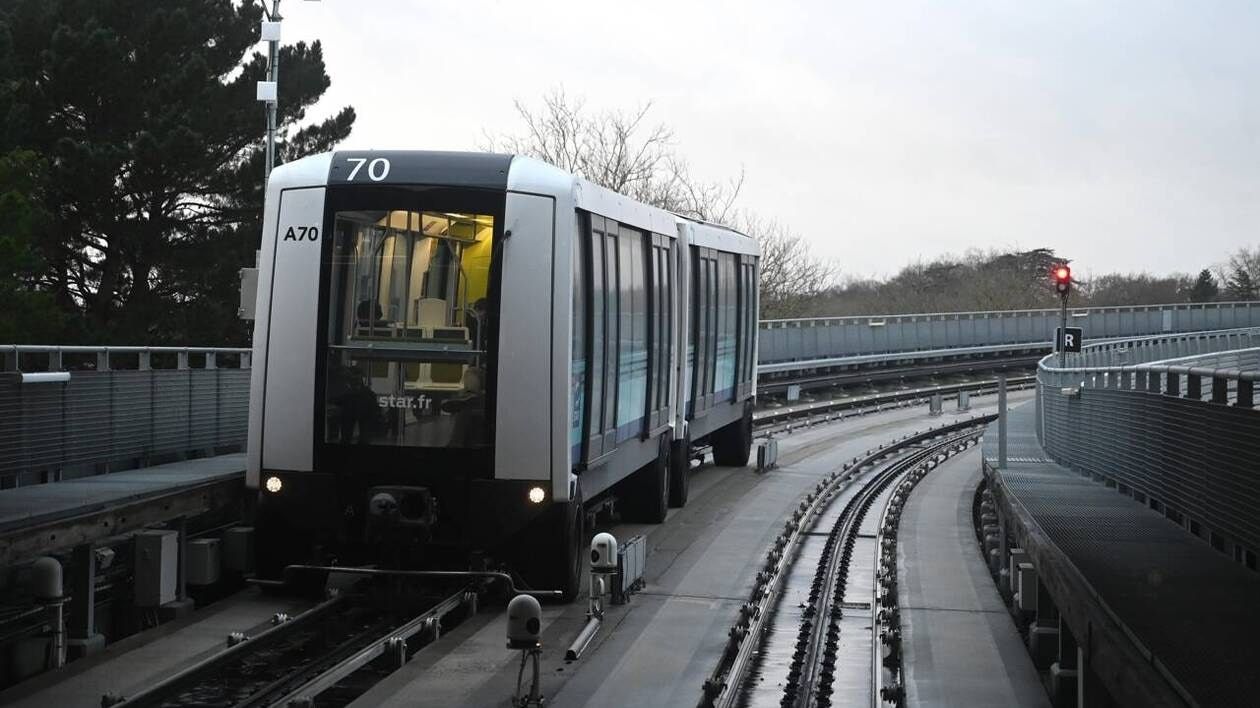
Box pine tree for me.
[1188,269,1219,302]
[0,150,68,341]
[1225,267,1256,301]
[0,0,354,344]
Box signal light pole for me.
[1053,265,1072,368]
[255,1,323,186]
[256,1,282,186]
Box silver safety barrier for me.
[1,345,251,488]
[759,301,1260,366]
[1034,327,1260,565]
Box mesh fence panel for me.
[1040,377,1260,555]
[0,365,249,485]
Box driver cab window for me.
[343,210,492,347]
[326,209,495,448]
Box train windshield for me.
[324,207,496,448]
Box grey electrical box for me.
[238,266,259,320]
[135,530,178,607]
[757,438,779,471]
[929,393,943,416]
[223,527,254,573]
[957,391,971,411]
[187,538,221,586]
[613,534,646,604]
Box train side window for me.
[690,247,706,410]
[660,241,673,416]
[647,237,673,428]
[684,246,696,417]
[614,226,648,442]
[646,240,658,424]
[632,230,647,436]
[745,260,757,387]
[570,223,588,463]
[586,216,606,458]
[659,243,668,418]
[616,232,633,439]
[665,244,674,406]
[740,260,750,385]
[712,253,723,400]
[735,260,745,391]
[602,228,620,446]
[735,256,755,394]
[706,256,718,402]
[717,252,736,399]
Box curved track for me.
[700,418,990,708]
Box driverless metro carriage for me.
[247,150,759,600]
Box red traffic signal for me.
[1053,265,1072,295]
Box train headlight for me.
[527,486,546,504]
[264,475,283,494]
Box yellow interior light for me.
[528,486,546,504]
[265,475,283,494]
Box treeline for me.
[0,0,354,345]
[783,246,1260,319]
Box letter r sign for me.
[1058,327,1083,353]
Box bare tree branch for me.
[490,88,839,317]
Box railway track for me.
[753,376,1032,434]
[756,357,1042,395]
[700,417,990,708]
[100,385,1001,708]
[108,581,479,708]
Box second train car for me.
[247,150,759,600]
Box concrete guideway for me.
[898,446,1050,707]
[0,454,246,567]
[983,402,1260,707]
[349,393,1033,707]
[0,590,309,707]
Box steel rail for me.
[754,377,1033,431]
[870,435,979,708]
[757,357,1040,394]
[276,565,564,599]
[265,586,477,707]
[794,432,975,708]
[795,487,865,707]
[699,415,995,708]
[110,595,347,707]
[235,613,398,708]
[757,346,1048,375]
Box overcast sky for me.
[277,0,1256,279]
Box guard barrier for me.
[1035,328,1260,569]
[761,301,1260,364]
[1,346,251,488]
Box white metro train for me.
[247,150,759,600]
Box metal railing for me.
[1041,328,1260,407]
[759,300,1260,364]
[1,346,251,488]
[1034,328,1260,567]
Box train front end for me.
[247,151,578,596]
